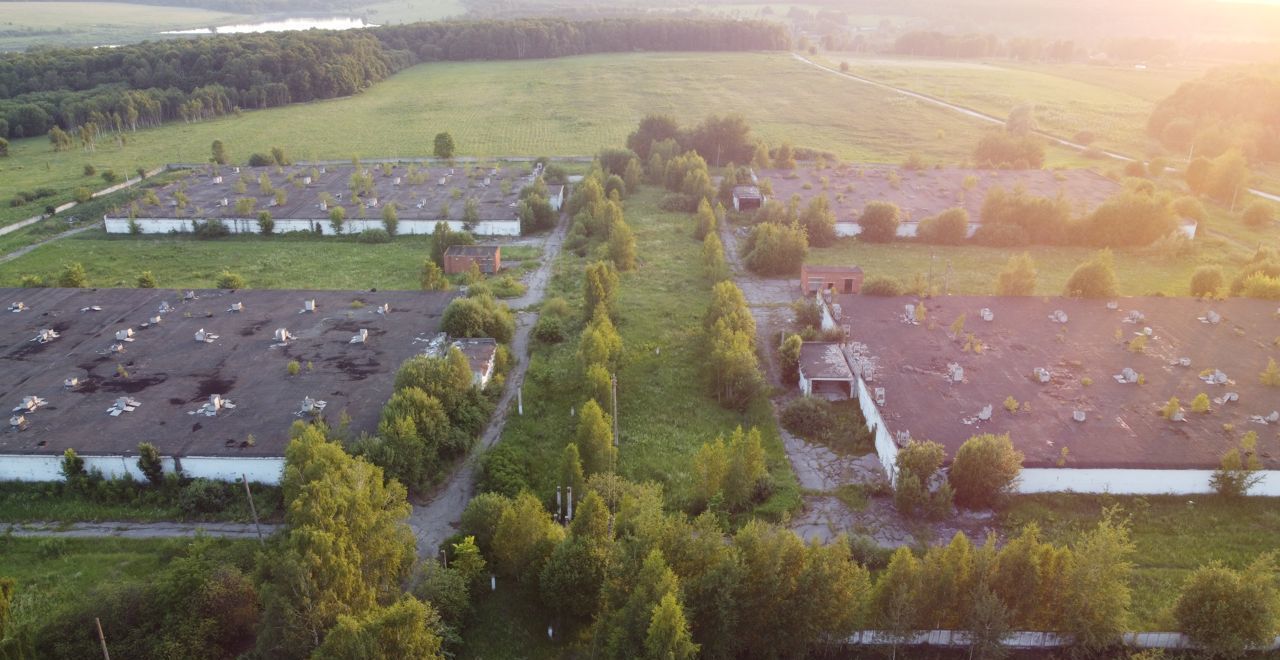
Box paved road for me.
[3,520,279,540]
[791,53,1280,203]
[407,210,570,555]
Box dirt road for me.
[3,520,279,540]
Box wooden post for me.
[242,474,264,546]
[95,617,110,660]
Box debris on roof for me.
[190,394,234,417]
[12,396,47,413]
[8,302,25,313]
[32,328,59,344]
[107,397,141,417]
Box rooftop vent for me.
[9,414,26,430]
[145,315,162,326]
[1114,367,1139,384]
[1200,370,1229,385]
[212,175,223,184]
[979,307,994,322]
[107,397,141,417]
[109,343,126,354]
[874,387,886,406]
[350,328,368,344]
[1198,310,1221,325]
[274,328,293,344]
[319,200,327,211]
[8,302,25,313]
[301,299,316,313]
[1049,310,1069,324]
[190,393,235,417]
[1213,392,1239,405]
[947,363,964,382]
[228,302,244,313]
[977,404,993,421]
[438,177,448,186]
[376,303,390,315]
[394,177,401,185]
[1177,357,1191,367]
[299,396,328,415]
[184,291,196,300]
[1072,410,1087,422]
[894,430,911,447]
[1124,310,1144,324]
[233,167,240,173]
[115,328,135,342]
[319,167,326,174]
[1033,367,1051,383]
[33,328,59,344]
[79,305,102,312]
[1142,326,1154,337]
[12,396,47,413]
[195,328,219,343]
[1106,301,1119,310]
[63,377,79,390]
[220,198,229,207]
[158,301,172,314]
[302,176,312,185]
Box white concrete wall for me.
[856,376,899,487]
[1019,467,1280,496]
[0,454,283,484]
[835,221,979,239]
[818,292,837,331]
[799,371,812,396]
[104,216,521,237]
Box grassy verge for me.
[807,235,1247,297]
[0,230,438,290]
[494,186,800,515]
[1001,493,1280,630]
[0,480,284,523]
[459,583,563,660]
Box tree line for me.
[0,18,788,140]
[1148,63,1280,164]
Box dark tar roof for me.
[454,338,498,374]
[732,185,763,199]
[0,287,456,459]
[838,295,1280,469]
[800,342,855,380]
[445,245,501,257]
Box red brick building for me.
[800,264,863,295]
[444,245,501,275]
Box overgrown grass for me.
[0,230,437,290]
[494,187,800,516]
[807,235,1247,297]
[459,582,563,660]
[0,480,283,523]
[1001,493,1280,630]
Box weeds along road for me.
[407,208,571,556]
[790,53,1280,204]
[3,520,280,540]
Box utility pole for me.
[242,473,263,547]
[610,373,619,448]
[95,617,110,660]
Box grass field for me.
[806,234,1248,297]
[0,52,1034,223]
[0,481,283,523]
[1003,494,1280,630]
[0,2,248,50]
[362,0,464,24]
[495,187,799,516]
[818,54,1198,161]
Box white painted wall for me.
[818,292,837,331]
[0,454,284,485]
[104,216,522,236]
[1020,467,1280,496]
[856,376,899,487]
[799,371,812,396]
[833,220,1193,241]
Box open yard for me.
[493,186,799,515]
[0,51,1067,227]
[1002,494,1280,630]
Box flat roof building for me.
[0,287,456,484]
[444,245,501,276]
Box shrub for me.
[971,223,1030,247]
[778,334,803,384]
[780,396,833,439]
[1241,273,1280,300]
[247,153,274,167]
[1261,358,1280,387]
[83,164,96,176]
[357,228,392,244]
[949,433,1023,508]
[916,207,968,245]
[743,222,807,276]
[861,276,902,297]
[996,253,1037,296]
[216,271,245,289]
[257,211,274,236]
[1242,201,1274,227]
[74,187,92,203]
[857,201,900,243]
[287,360,301,376]
[442,295,515,343]
[136,442,164,486]
[136,271,157,288]
[973,131,1045,168]
[791,297,822,330]
[193,219,230,239]
[177,479,232,515]
[58,262,87,288]
[1173,556,1280,658]
[1189,266,1224,298]
[1064,250,1118,298]
[100,170,118,184]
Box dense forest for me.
[1148,63,1280,163]
[0,17,789,140]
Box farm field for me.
[1003,494,1280,630]
[806,235,1247,298]
[362,0,465,25]
[0,51,1065,223]
[493,187,800,516]
[817,53,1195,160]
[0,2,248,50]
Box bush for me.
[1189,266,1224,298]
[971,223,1029,247]
[193,219,230,239]
[177,478,232,515]
[247,153,274,167]
[973,131,1045,168]
[136,271,157,288]
[58,262,87,288]
[996,253,1037,296]
[1076,190,1177,247]
[1242,201,1274,227]
[357,228,392,244]
[780,396,833,439]
[478,444,528,498]
[861,276,902,297]
[916,207,968,245]
[257,211,274,236]
[658,193,699,213]
[1173,556,1279,659]
[948,433,1024,508]
[1241,273,1280,300]
[857,201,900,243]
[74,187,92,203]
[216,270,246,289]
[1064,250,1118,298]
[442,295,515,343]
[743,221,807,276]
[100,170,118,184]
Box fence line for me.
[844,630,1280,651]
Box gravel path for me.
[3,520,279,540]
[407,210,570,555]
